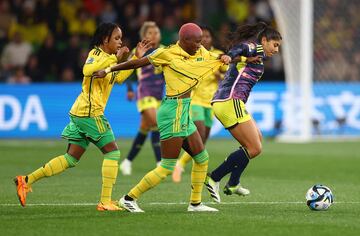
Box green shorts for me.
[191,104,214,128]
[61,115,115,149]
[156,97,197,140]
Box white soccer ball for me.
[305,184,334,211]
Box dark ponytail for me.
[230,22,282,47]
[89,22,119,49]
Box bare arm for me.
[92,39,152,79]
[112,57,150,71]
[92,57,150,79]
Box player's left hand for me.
[92,69,107,78]
[135,39,153,58]
[220,55,231,64]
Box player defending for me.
[14,23,151,211]
[172,25,228,183]
[120,21,165,175]
[93,23,231,212]
[205,22,282,203]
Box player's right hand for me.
[127,91,135,101]
[92,69,107,78]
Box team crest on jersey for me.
[196,57,204,61]
[86,57,94,64]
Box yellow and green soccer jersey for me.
[70,47,133,117]
[147,42,224,97]
[191,47,228,108]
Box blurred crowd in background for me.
[0,0,284,83]
[0,0,358,84]
[314,0,360,82]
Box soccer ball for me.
[305,184,334,211]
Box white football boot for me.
[119,196,144,213]
[204,175,221,203]
[187,203,218,212]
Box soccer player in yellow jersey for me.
[93,23,231,212]
[172,25,228,183]
[14,23,151,211]
[120,22,165,175]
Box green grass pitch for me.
[0,139,359,236]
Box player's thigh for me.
[194,120,206,143]
[101,141,119,154]
[142,108,157,127]
[204,126,211,144]
[66,143,86,160]
[182,130,205,156]
[160,137,183,158]
[228,118,262,158]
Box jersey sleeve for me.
[227,42,259,59]
[147,48,170,67]
[83,51,118,77]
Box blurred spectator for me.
[68,8,96,37]
[99,1,118,23]
[61,67,75,82]
[61,34,82,79]
[35,0,59,34]
[8,0,49,46]
[59,0,82,23]
[37,34,58,81]
[149,2,164,27]
[225,0,250,25]
[83,0,104,17]
[7,66,31,84]
[0,0,290,83]
[25,54,43,82]
[161,15,178,46]
[1,31,32,72]
[0,0,14,47]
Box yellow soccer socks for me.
[26,154,78,185]
[100,150,120,204]
[178,152,192,168]
[128,158,176,199]
[190,150,209,205]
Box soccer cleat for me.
[96,202,124,211]
[119,196,144,213]
[14,176,32,207]
[187,203,218,212]
[120,159,132,175]
[172,164,184,183]
[204,175,221,203]
[223,184,250,196]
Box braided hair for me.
[89,22,120,49]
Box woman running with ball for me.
[205,22,282,203]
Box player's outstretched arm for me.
[93,57,150,78]
[92,39,152,79]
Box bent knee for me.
[248,144,262,159]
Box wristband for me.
[105,67,112,73]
